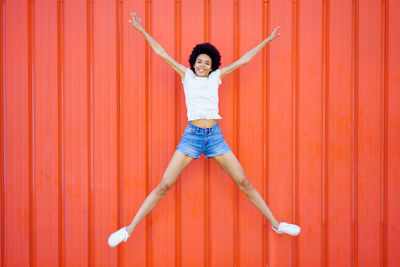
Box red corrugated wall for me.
[1,0,400,266]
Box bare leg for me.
[212,151,280,229]
[126,150,194,235]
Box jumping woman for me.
[108,11,300,248]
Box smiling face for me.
[194,54,212,77]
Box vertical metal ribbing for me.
[321,0,329,266]
[28,0,35,266]
[57,0,65,266]
[145,0,151,266]
[174,1,182,266]
[204,0,209,42]
[0,1,4,266]
[291,0,299,266]
[233,0,239,266]
[116,0,123,266]
[86,0,94,266]
[380,1,388,266]
[351,1,359,266]
[261,0,270,266]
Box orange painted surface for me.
[1,0,400,266]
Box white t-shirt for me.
[181,67,222,121]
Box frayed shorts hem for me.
[176,146,231,159]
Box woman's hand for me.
[129,12,144,31]
[267,26,280,42]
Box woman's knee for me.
[236,176,254,193]
[155,180,173,196]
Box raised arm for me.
[220,26,280,79]
[129,12,186,78]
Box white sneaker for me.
[272,222,300,236]
[108,227,130,247]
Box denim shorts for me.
[176,122,231,159]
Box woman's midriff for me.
[189,119,218,128]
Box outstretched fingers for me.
[272,25,280,34]
[268,25,281,41]
[129,12,142,29]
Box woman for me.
[108,12,300,248]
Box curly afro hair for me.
[188,43,221,74]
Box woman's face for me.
[194,54,212,77]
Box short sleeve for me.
[212,69,221,85]
[182,68,193,84]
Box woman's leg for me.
[212,151,280,229]
[126,150,194,235]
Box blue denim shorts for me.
[176,122,231,159]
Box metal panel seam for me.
[174,1,182,266]
[291,0,299,266]
[261,0,270,266]
[28,0,36,266]
[86,0,94,265]
[233,0,239,266]
[380,1,388,266]
[57,0,65,266]
[145,0,151,266]
[0,1,4,265]
[321,1,329,266]
[116,0,123,266]
[351,1,359,266]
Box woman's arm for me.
[220,26,280,79]
[129,12,186,78]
